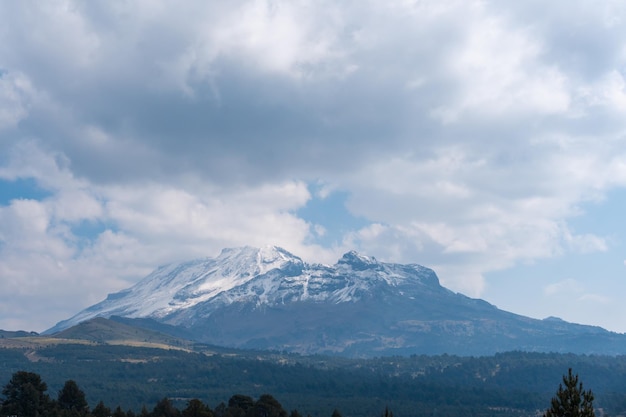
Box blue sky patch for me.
[70,219,113,243]
[569,189,626,239]
[0,178,52,205]
[297,186,369,246]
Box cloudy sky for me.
[1,0,626,333]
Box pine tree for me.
[140,405,151,417]
[113,405,128,417]
[251,394,287,417]
[57,379,89,415]
[93,400,112,417]
[182,399,213,417]
[152,397,180,417]
[544,368,595,417]
[1,371,52,417]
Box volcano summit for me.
[47,246,626,356]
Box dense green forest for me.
[1,370,321,417]
[2,343,626,417]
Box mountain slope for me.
[46,246,626,356]
[50,316,196,350]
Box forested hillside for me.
[3,343,626,417]
[1,371,314,417]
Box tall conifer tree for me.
[544,368,595,417]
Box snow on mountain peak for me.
[46,246,442,334]
[44,247,626,357]
[337,251,379,271]
[215,245,303,276]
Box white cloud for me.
[544,279,584,296]
[433,9,570,122]
[543,280,612,309]
[0,143,327,330]
[579,70,626,112]
[0,71,37,131]
[579,293,611,304]
[1,1,626,331]
[210,0,340,77]
[334,138,617,294]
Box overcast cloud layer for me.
[1,0,626,333]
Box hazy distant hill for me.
[46,246,626,356]
[50,316,194,349]
[0,329,37,338]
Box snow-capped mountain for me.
[49,246,443,331]
[47,246,626,356]
[52,246,303,327]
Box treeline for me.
[0,371,354,417]
[3,344,626,416]
[0,344,542,416]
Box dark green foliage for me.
[213,402,227,417]
[6,346,626,416]
[250,394,287,417]
[113,405,128,417]
[182,399,213,417]
[544,369,595,417]
[0,368,611,417]
[92,400,112,417]
[151,398,180,417]
[0,369,344,417]
[0,370,52,417]
[228,395,254,411]
[381,407,393,417]
[58,379,89,415]
[225,395,254,417]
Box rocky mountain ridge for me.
[46,246,626,357]
[48,246,443,331]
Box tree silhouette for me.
[57,379,89,415]
[92,400,112,417]
[182,399,214,417]
[152,397,181,417]
[225,394,254,417]
[544,368,595,417]
[1,371,52,417]
[250,394,287,417]
[381,407,393,417]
